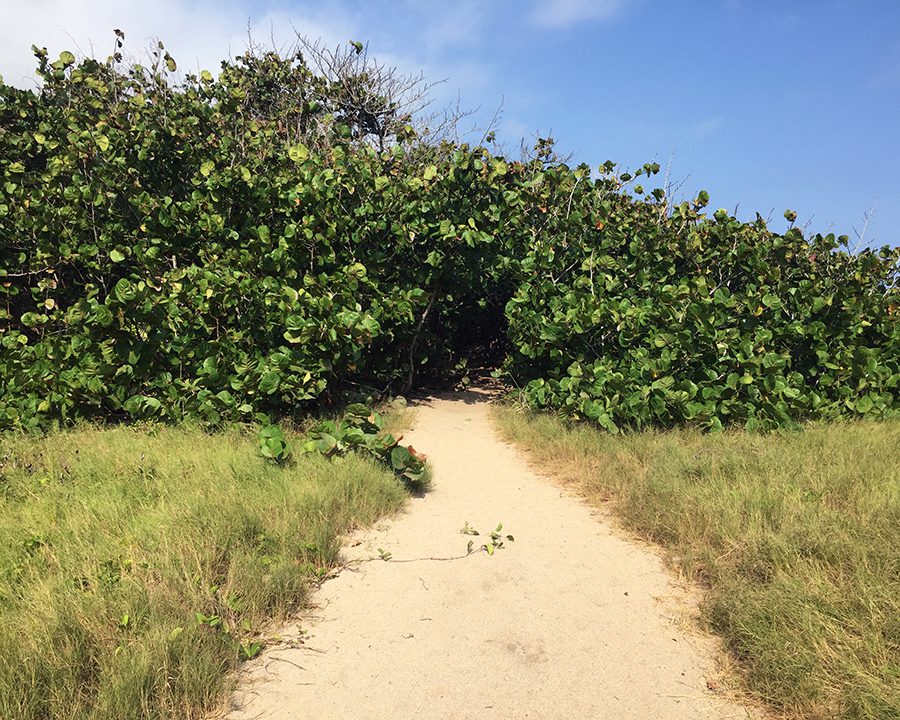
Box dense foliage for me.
[1,39,898,432]
[504,171,900,430]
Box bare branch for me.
[851,202,877,254]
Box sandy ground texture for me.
[221,388,758,720]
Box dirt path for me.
[223,389,756,719]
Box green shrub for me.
[1,37,897,432]
[0,41,515,430]
[301,402,428,491]
[503,164,899,430]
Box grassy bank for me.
[492,408,900,720]
[0,425,408,720]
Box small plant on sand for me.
[460,521,515,556]
[459,521,479,536]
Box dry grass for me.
[492,407,900,720]
[0,424,408,720]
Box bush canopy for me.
[1,37,897,431]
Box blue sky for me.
[2,0,899,246]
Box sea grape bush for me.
[302,403,428,490]
[257,424,293,464]
[1,39,897,432]
[0,41,517,429]
[503,167,899,430]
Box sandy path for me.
[223,389,756,720]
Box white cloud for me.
[530,0,629,29]
[0,0,501,140]
[0,0,356,87]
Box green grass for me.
[492,407,900,720]
[0,424,408,720]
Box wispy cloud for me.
[867,58,900,89]
[0,0,504,143]
[530,0,630,29]
[418,0,490,52]
[691,115,723,139]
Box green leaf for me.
[762,293,782,309]
[199,160,214,177]
[216,390,236,406]
[96,135,110,152]
[344,404,370,420]
[240,642,263,662]
[390,445,411,470]
[92,305,114,327]
[597,413,620,434]
[258,425,285,442]
[114,278,136,303]
[856,396,874,414]
[288,144,309,163]
[109,249,125,263]
[258,372,280,395]
[347,262,367,279]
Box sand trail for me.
[223,388,756,719]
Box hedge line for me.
[1,43,897,431]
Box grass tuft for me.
[492,407,900,720]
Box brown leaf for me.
[406,445,427,462]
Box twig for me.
[850,202,877,254]
[403,286,438,392]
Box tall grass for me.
[0,425,407,720]
[493,408,900,720]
